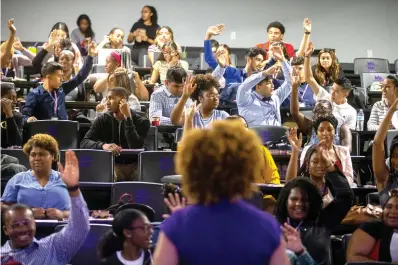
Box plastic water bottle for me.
[356,109,365,131]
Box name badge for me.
[51,117,59,120]
[299,103,306,108]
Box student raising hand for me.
[205,24,225,40]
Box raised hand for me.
[216,53,228,68]
[281,223,305,253]
[304,41,315,57]
[8,19,16,34]
[183,75,197,98]
[119,98,131,118]
[206,24,225,38]
[287,127,302,152]
[271,45,285,61]
[162,193,187,219]
[316,141,335,170]
[57,150,80,188]
[303,18,312,33]
[1,98,13,118]
[185,101,201,122]
[290,71,301,88]
[87,38,98,57]
[13,37,24,51]
[263,65,279,76]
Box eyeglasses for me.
[131,223,153,232]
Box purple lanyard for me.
[48,91,58,117]
[287,217,303,231]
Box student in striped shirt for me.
[1,150,90,265]
[367,75,398,131]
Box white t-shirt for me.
[393,111,398,129]
[316,88,357,130]
[116,250,144,265]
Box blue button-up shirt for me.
[1,194,89,265]
[149,86,192,125]
[280,82,316,108]
[21,56,93,122]
[1,170,71,210]
[236,61,292,126]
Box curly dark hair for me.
[274,177,322,224]
[245,47,267,59]
[190,74,220,102]
[267,21,286,35]
[23,134,60,159]
[176,120,263,205]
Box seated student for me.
[21,39,96,123]
[1,83,23,148]
[347,189,398,263]
[1,134,70,219]
[300,115,354,186]
[148,26,182,65]
[98,209,154,265]
[1,150,90,265]
[236,46,292,126]
[71,14,95,56]
[304,43,357,130]
[149,66,192,125]
[150,42,189,84]
[372,98,398,206]
[96,27,132,67]
[170,74,229,128]
[281,57,315,108]
[96,68,143,113]
[368,75,398,130]
[1,19,16,70]
[312,48,344,88]
[256,21,295,60]
[80,87,150,181]
[286,127,345,207]
[274,172,354,265]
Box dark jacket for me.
[276,171,354,265]
[1,111,23,148]
[21,56,93,122]
[99,250,152,265]
[80,110,150,151]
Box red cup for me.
[151,116,160,126]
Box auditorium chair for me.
[144,126,158,151]
[250,126,288,144]
[1,149,30,169]
[138,151,177,182]
[353,58,389,75]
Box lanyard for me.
[287,217,303,231]
[48,91,58,117]
[300,84,309,102]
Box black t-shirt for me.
[130,21,159,49]
[359,220,393,262]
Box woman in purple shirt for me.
[153,120,290,265]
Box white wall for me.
[1,0,397,63]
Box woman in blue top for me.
[1,134,70,220]
[153,120,290,265]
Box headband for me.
[111,51,121,65]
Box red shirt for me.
[256,41,295,60]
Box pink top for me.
[12,48,36,78]
[300,144,354,186]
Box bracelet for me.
[304,31,311,35]
[67,185,80,192]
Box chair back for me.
[351,132,360,156]
[59,149,114,182]
[230,108,239,115]
[301,110,314,120]
[360,73,390,89]
[174,128,184,144]
[1,149,30,169]
[144,126,158,151]
[250,126,288,144]
[366,192,380,206]
[27,120,79,150]
[341,233,352,262]
[55,224,111,264]
[138,151,176,182]
[199,53,211,70]
[354,58,389,75]
[387,130,398,156]
[91,64,106,74]
[111,182,166,221]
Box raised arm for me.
[296,18,312,57]
[132,72,149,100]
[31,30,57,74]
[170,76,196,125]
[150,61,161,84]
[304,43,323,96]
[339,125,352,152]
[204,24,225,69]
[1,19,16,68]
[290,70,312,135]
[52,150,90,262]
[373,98,398,190]
[270,45,292,102]
[285,128,302,182]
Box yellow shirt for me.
[257,146,280,184]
